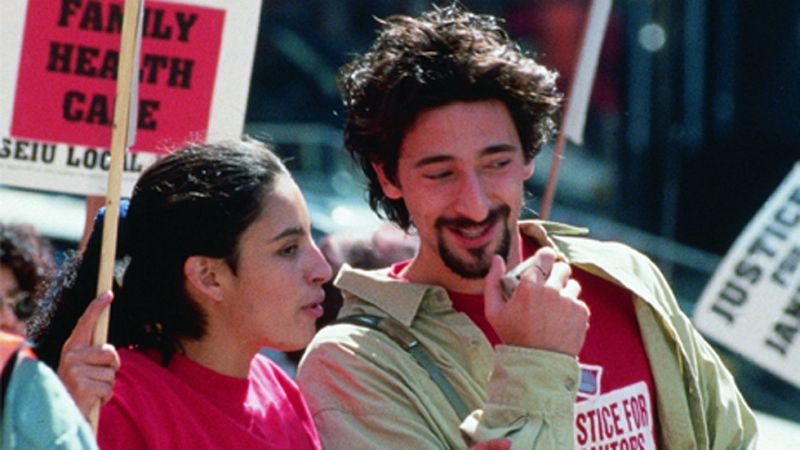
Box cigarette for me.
[500,256,539,298]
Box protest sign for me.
[693,163,800,388]
[540,0,613,219]
[0,0,261,195]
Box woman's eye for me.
[278,244,299,257]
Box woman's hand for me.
[57,291,120,418]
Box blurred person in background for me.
[0,223,91,449]
[0,328,96,449]
[0,223,55,336]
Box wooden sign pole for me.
[540,0,613,219]
[88,0,143,434]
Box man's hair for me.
[338,4,562,229]
[30,140,288,368]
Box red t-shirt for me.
[99,348,321,450]
[570,267,659,449]
[391,235,659,448]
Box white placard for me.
[693,162,800,388]
[0,0,261,196]
[563,0,613,145]
[575,381,655,450]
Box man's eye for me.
[424,170,452,180]
[487,159,511,170]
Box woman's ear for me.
[372,162,403,200]
[184,256,227,303]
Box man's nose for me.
[453,172,491,222]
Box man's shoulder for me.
[530,222,677,312]
[304,310,397,357]
[558,233,653,263]
[297,313,426,412]
[522,219,653,264]
[335,264,436,325]
[300,308,434,381]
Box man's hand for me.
[484,248,589,356]
[58,291,120,418]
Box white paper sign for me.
[574,381,655,450]
[0,0,261,196]
[563,0,613,145]
[693,162,800,388]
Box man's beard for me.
[435,205,512,279]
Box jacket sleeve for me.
[688,324,759,449]
[460,346,580,449]
[297,327,580,450]
[644,256,759,449]
[2,358,99,450]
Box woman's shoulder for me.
[111,348,180,403]
[249,353,306,398]
[249,353,320,446]
[99,349,173,449]
[117,348,165,375]
[250,353,294,383]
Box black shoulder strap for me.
[0,344,24,414]
[332,314,471,421]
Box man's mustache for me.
[435,204,511,229]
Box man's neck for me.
[401,259,485,294]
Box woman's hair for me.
[0,223,55,323]
[338,4,561,229]
[29,140,288,368]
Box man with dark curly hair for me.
[298,5,757,449]
[0,223,54,336]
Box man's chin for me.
[439,246,493,279]
[437,220,511,279]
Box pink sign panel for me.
[11,0,225,153]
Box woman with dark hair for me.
[0,223,55,336]
[28,140,331,449]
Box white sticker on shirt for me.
[574,381,655,450]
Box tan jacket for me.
[297,221,757,449]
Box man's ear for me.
[372,162,403,200]
[184,256,227,303]
[523,158,535,179]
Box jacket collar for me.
[334,265,448,327]
[334,220,669,325]
[534,220,673,320]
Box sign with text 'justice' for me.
[693,163,800,389]
[1,0,261,195]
